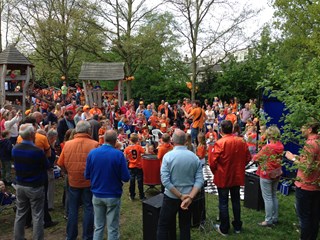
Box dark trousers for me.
[157,194,191,240]
[296,187,320,240]
[129,168,145,199]
[218,186,242,234]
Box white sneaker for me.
[213,224,228,237]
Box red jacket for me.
[209,134,251,188]
[253,141,284,180]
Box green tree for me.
[258,0,320,144]
[99,0,165,100]
[11,0,105,83]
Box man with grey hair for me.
[12,123,48,240]
[157,129,204,240]
[85,130,130,240]
[58,120,99,240]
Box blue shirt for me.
[143,109,152,120]
[85,144,130,198]
[161,146,204,199]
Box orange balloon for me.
[186,82,192,89]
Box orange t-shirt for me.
[159,119,169,133]
[98,127,106,145]
[225,113,237,125]
[124,144,145,169]
[196,144,207,159]
[157,143,173,165]
[189,107,205,128]
[148,115,159,128]
[17,132,50,152]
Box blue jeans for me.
[129,168,145,199]
[217,186,242,234]
[157,194,191,240]
[295,187,320,240]
[191,127,199,144]
[260,178,279,224]
[67,186,94,240]
[92,196,121,240]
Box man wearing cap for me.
[82,105,93,121]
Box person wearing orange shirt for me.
[89,102,102,117]
[159,114,170,133]
[124,134,146,200]
[285,122,320,240]
[225,108,237,125]
[205,126,218,142]
[157,100,165,113]
[157,133,173,166]
[98,121,106,145]
[196,132,207,166]
[148,111,159,130]
[182,100,206,144]
[209,120,251,236]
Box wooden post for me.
[83,80,89,105]
[0,64,7,107]
[22,66,31,116]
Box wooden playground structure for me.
[78,62,125,107]
[0,46,35,114]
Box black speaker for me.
[244,172,264,211]
[142,193,163,240]
[190,187,206,227]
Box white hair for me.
[19,123,35,139]
[75,120,91,134]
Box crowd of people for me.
[0,85,319,240]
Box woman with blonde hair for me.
[253,126,284,227]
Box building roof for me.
[78,62,125,81]
[0,45,33,66]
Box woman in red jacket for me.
[253,126,284,227]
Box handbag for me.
[268,167,283,179]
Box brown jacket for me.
[57,133,99,188]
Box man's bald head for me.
[104,130,118,146]
[172,129,186,145]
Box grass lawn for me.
[0,177,301,240]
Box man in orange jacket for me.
[209,120,251,236]
[58,120,99,240]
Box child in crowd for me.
[205,125,218,145]
[183,118,190,133]
[196,132,207,166]
[157,133,173,166]
[244,125,257,156]
[0,180,16,205]
[98,120,107,145]
[159,114,169,133]
[124,134,146,201]
[185,133,196,153]
[0,130,13,185]
[148,111,159,130]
